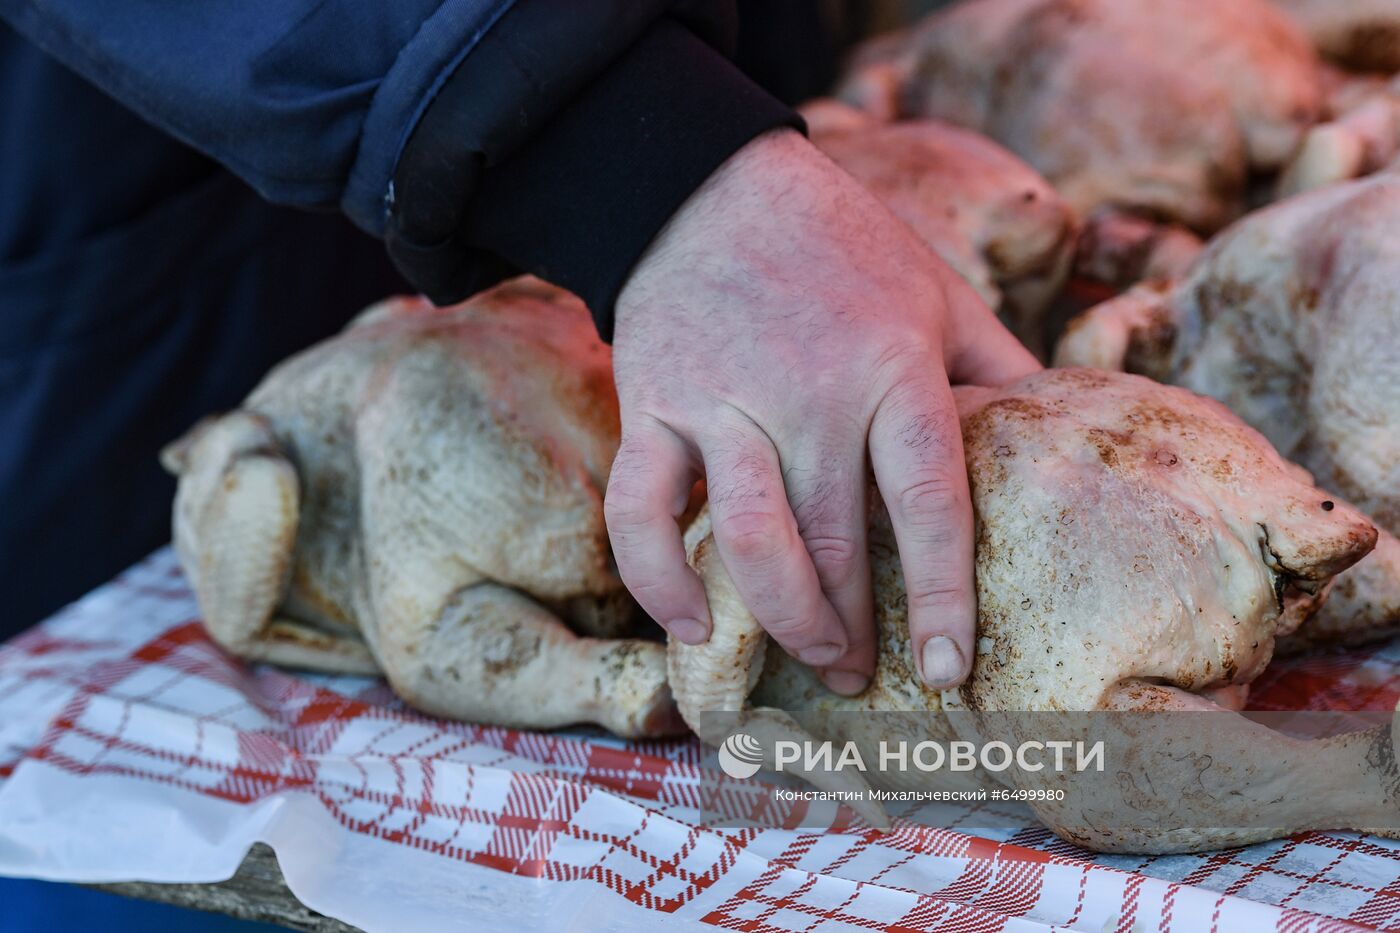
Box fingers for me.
[939,272,1043,387]
[702,424,851,673]
[605,420,710,644]
[951,320,1041,387]
[784,448,876,694]
[869,372,977,689]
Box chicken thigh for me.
[839,0,1322,233]
[802,100,1078,354]
[672,369,1395,852]
[162,277,681,739]
[1056,173,1400,647]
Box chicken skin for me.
[163,277,681,739]
[1056,173,1400,648]
[671,369,1395,853]
[1056,175,1400,538]
[839,0,1323,233]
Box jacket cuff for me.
[340,0,520,236]
[387,15,803,340]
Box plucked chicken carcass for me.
[168,277,1396,851]
[1275,0,1400,72]
[672,368,1397,853]
[1055,173,1400,648]
[162,277,682,739]
[801,100,1078,354]
[838,0,1323,233]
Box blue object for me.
[0,0,807,634]
[0,876,285,932]
[0,23,408,635]
[0,0,514,235]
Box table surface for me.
[91,845,360,933]
[9,547,1400,933]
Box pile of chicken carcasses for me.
[163,0,1400,854]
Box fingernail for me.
[799,642,845,667]
[920,636,966,687]
[821,669,870,696]
[668,618,709,645]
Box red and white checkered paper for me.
[3,551,1400,932]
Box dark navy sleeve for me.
[0,0,523,232]
[0,0,801,336]
[389,12,804,338]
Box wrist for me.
[616,128,852,334]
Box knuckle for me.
[720,513,791,568]
[892,406,955,455]
[709,454,774,503]
[786,451,856,509]
[603,482,655,530]
[613,429,659,465]
[905,577,971,613]
[619,571,682,606]
[787,468,863,578]
[895,473,961,526]
[761,614,821,641]
[871,340,938,387]
[785,469,836,519]
[803,533,862,582]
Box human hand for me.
[605,129,1040,694]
